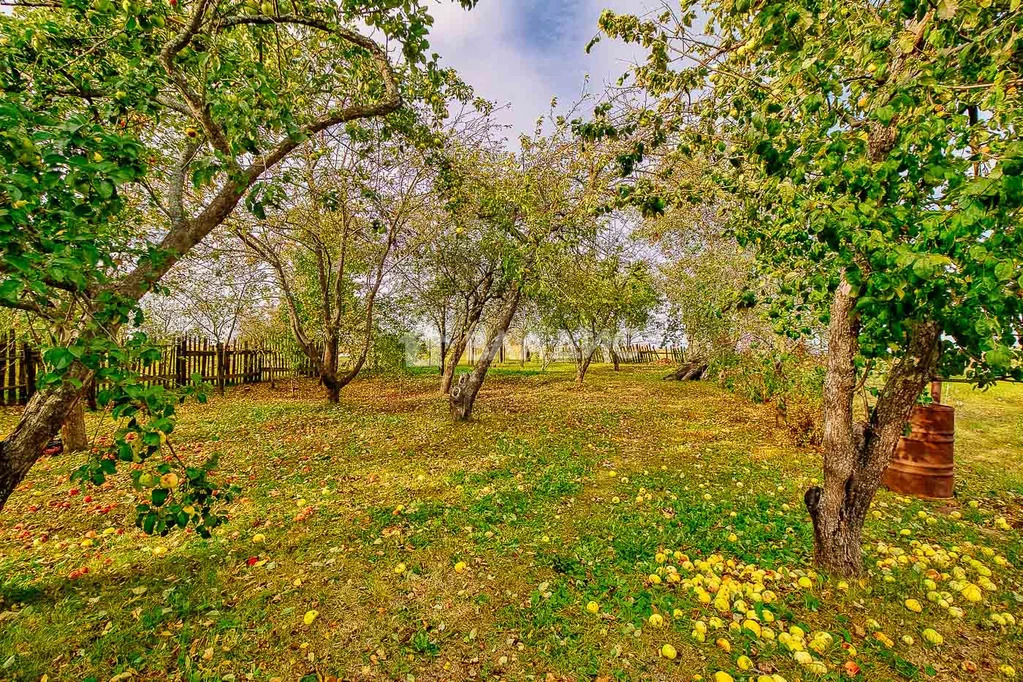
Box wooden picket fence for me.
[0,332,317,407]
[0,330,38,406]
[173,336,318,393]
[612,344,686,364]
[546,343,686,365]
[0,331,686,407]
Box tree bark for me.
[86,377,98,410]
[806,281,864,574]
[61,399,88,452]
[442,308,487,394]
[664,360,708,381]
[450,288,521,421]
[441,331,471,394]
[610,346,620,372]
[323,376,341,404]
[806,281,941,576]
[321,337,340,404]
[0,376,86,512]
[565,330,589,383]
[575,347,598,383]
[441,280,494,393]
[438,314,447,377]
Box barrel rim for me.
[911,403,955,415]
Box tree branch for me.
[114,19,401,304]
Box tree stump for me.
[663,360,708,381]
[449,374,472,421]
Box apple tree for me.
[0,0,476,522]
[237,129,443,404]
[535,229,658,383]
[594,0,1023,574]
[442,112,627,419]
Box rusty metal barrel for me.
[882,403,955,499]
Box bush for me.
[366,331,413,374]
[708,345,825,445]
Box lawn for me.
[0,365,1021,681]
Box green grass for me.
[0,365,1020,681]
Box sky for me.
[427,0,651,138]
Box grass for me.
[0,364,1021,681]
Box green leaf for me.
[42,347,75,371]
[874,106,895,126]
[986,346,1012,371]
[912,258,934,279]
[151,488,169,507]
[142,511,157,534]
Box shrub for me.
[366,331,414,374]
[709,345,825,445]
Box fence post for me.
[6,333,15,405]
[244,341,252,383]
[216,342,225,394]
[23,343,36,401]
[201,338,209,381]
[175,336,187,386]
[249,342,256,383]
[257,343,265,383]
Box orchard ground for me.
[0,365,1021,682]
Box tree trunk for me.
[440,358,456,394]
[806,281,941,576]
[575,347,597,384]
[610,346,620,372]
[323,376,340,404]
[450,289,521,421]
[86,377,98,410]
[0,376,85,512]
[441,331,471,394]
[321,337,340,404]
[442,312,485,394]
[61,399,88,452]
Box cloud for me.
[427,0,648,138]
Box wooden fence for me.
[0,330,37,406]
[546,343,686,365]
[173,336,318,392]
[0,332,686,407]
[610,344,686,364]
[0,333,317,407]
